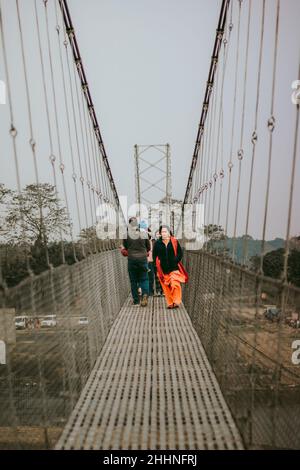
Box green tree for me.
[0,183,11,204]
[250,254,260,271]
[288,249,300,287]
[204,224,226,239]
[263,248,284,279]
[203,224,228,253]
[79,226,97,243]
[250,247,300,288]
[0,184,12,240]
[4,183,69,247]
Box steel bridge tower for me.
[134,144,173,231]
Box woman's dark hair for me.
[158,224,173,236]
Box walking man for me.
[147,228,155,296]
[122,217,150,307]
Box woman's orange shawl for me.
[155,236,189,284]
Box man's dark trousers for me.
[128,258,149,304]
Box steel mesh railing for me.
[0,244,129,449]
[183,249,300,449]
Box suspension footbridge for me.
[0,0,299,450]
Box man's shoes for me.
[141,294,148,307]
[132,300,140,307]
[167,305,174,309]
[173,303,179,308]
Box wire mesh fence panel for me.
[0,247,129,449]
[183,250,300,449]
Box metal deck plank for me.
[55,296,244,450]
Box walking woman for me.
[152,225,188,309]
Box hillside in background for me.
[211,236,286,263]
[229,237,285,262]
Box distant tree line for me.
[202,224,300,288]
[250,247,300,288]
[0,183,115,287]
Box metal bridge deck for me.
[55,296,243,450]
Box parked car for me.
[264,306,281,322]
[15,315,29,330]
[290,319,300,329]
[78,316,89,325]
[285,312,300,329]
[41,315,57,328]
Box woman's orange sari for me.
[155,236,188,307]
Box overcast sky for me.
[68,0,221,205]
[0,0,299,241]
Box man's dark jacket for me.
[123,227,150,260]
